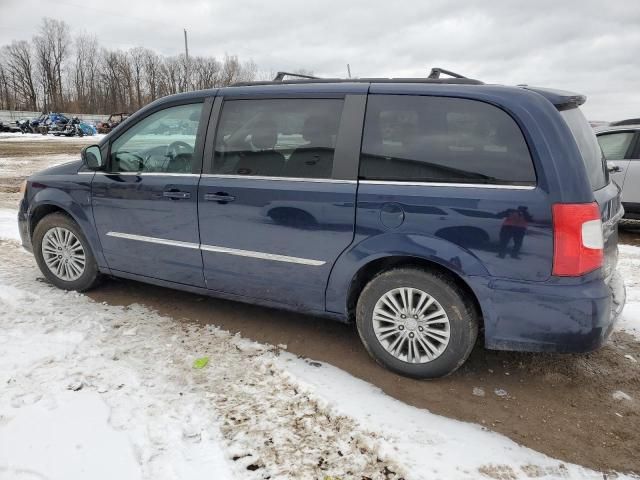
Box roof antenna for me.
[347,64,352,79]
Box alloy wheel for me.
[41,227,86,281]
[372,287,451,363]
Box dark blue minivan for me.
[17,73,626,377]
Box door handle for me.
[204,192,236,203]
[163,190,191,200]
[607,162,622,173]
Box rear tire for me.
[356,268,478,378]
[33,212,101,292]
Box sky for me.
[0,0,638,120]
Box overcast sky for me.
[1,0,638,120]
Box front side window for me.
[110,103,203,173]
[360,95,536,185]
[597,132,635,160]
[213,98,343,179]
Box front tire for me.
[356,268,478,378]
[33,213,101,291]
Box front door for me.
[92,101,208,287]
[598,130,636,190]
[197,95,364,311]
[622,133,640,207]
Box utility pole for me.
[184,28,189,59]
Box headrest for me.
[302,115,333,146]
[252,120,278,150]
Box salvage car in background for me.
[96,112,130,134]
[0,121,20,133]
[14,112,96,137]
[596,124,640,219]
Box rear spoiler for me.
[520,86,586,111]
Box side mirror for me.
[607,162,622,173]
[81,145,105,170]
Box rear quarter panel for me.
[325,184,553,315]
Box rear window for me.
[359,95,536,185]
[560,108,608,190]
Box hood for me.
[31,159,83,178]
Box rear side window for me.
[359,95,536,185]
[213,99,343,179]
[597,131,635,160]
[560,108,608,190]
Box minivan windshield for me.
[560,108,608,190]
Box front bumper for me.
[473,268,626,353]
[17,201,32,252]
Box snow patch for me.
[0,209,19,242]
[0,132,106,142]
[276,353,615,479]
[612,390,632,402]
[0,392,141,480]
[617,243,640,340]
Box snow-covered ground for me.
[0,154,80,177]
[1,208,638,479]
[618,244,640,339]
[0,132,106,142]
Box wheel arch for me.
[325,232,489,335]
[29,203,70,239]
[345,255,483,330]
[28,194,109,270]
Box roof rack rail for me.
[230,68,483,87]
[428,67,467,79]
[273,71,319,81]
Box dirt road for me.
[0,136,94,207]
[3,135,640,476]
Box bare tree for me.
[33,18,70,111]
[239,59,258,83]
[0,61,10,110]
[143,48,162,102]
[72,34,100,111]
[192,55,221,90]
[219,54,241,86]
[117,51,134,111]
[160,56,180,96]
[0,16,259,114]
[1,40,38,110]
[100,49,129,112]
[177,53,192,93]
[129,47,146,110]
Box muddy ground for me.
[2,136,640,476]
[0,136,92,207]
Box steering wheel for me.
[115,150,147,171]
[166,141,194,159]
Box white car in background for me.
[596,123,640,220]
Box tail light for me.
[552,202,603,276]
